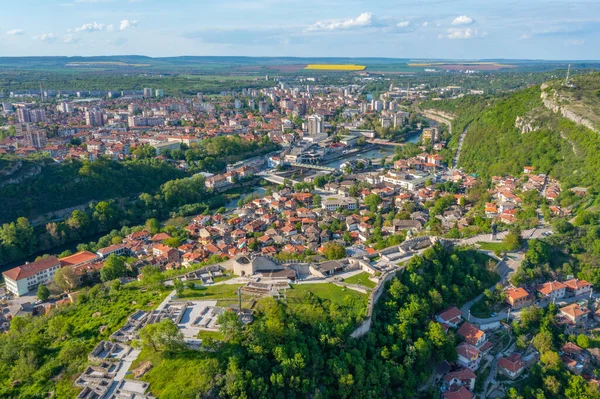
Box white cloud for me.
[34,33,58,42]
[107,24,115,32]
[74,22,105,32]
[422,21,429,27]
[439,28,486,39]
[308,12,372,31]
[519,33,532,40]
[397,21,410,28]
[119,19,139,31]
[6,29,25,36]
[566,39,584,45]
[63,34,81,43]
[452,15,474,26]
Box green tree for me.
[364,194,382,212]
[138,319,185,352]
[323,243,346,260]
[100,254,127,282]
[218,310,243,342]
[36,284,50,301]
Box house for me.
[443,386,474,399]
[457,322,486,348]
[564,279,593,297]
[505,287,533,309]
[443,368,476,391]
[152,232,172,242]
[2,256,61,296]
[498,353,526,379]
[456,343,482,371]
[96,244,127,258]
[435,307,463,328]
[152,244,181,263]
[537,281,567,300]
[127,230,149,241]
[559,303,588,325]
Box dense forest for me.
[0,156,184,223]
[0,244,498,398]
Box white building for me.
[2,256,61,296]
[307,114,324,135]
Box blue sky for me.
[0,0,598,59]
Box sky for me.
[0,0,598,60]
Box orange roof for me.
[505,287,529,301]
[59,251,99,267]
[564,278,592,291]
[560,303,587,319]
[443,386,473,399]
[498,353,524,373]
[537,281,567,295]
[437,307,462,323]
[457,322,485,346]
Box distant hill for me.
[0,56,598,74]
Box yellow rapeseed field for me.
[304,64,366,71]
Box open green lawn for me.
[213,275,234,283]
[177,284,244,300]
[287,283,367,307]
[343,272,377,289]
[479,241,511,253]
[129,348,219,399]
[196,330,225,341]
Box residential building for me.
[443,368,476,391]
[456,343,482,371]
[435,307,463,328]
[560,303,588,325]
[96,244,127,258]
[2,257,61,296]
[307,114,323,135]
[443,386,473,399]
[505,287,533,309]
[457,322,487,348]
[537,281,567,300]
[85,108,104,127]
[498,353,526,379]
[564,279,593,297]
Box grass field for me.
[213,275,234,283]
[197,330,225,341]
[305,64,366,71]
[343,272,376,289]
[286,283,367,306]
[479,241,511,254]
[129,348,218,399]
[177,284,244,300]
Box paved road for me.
[452,125,469,169]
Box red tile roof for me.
[498,353,524,374]
[457,322,485,346]
[443,386,473,399]
[59,251,99,267]
[3,256,60,281]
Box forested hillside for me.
[424,77,600,191]
[0,156,184,223]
